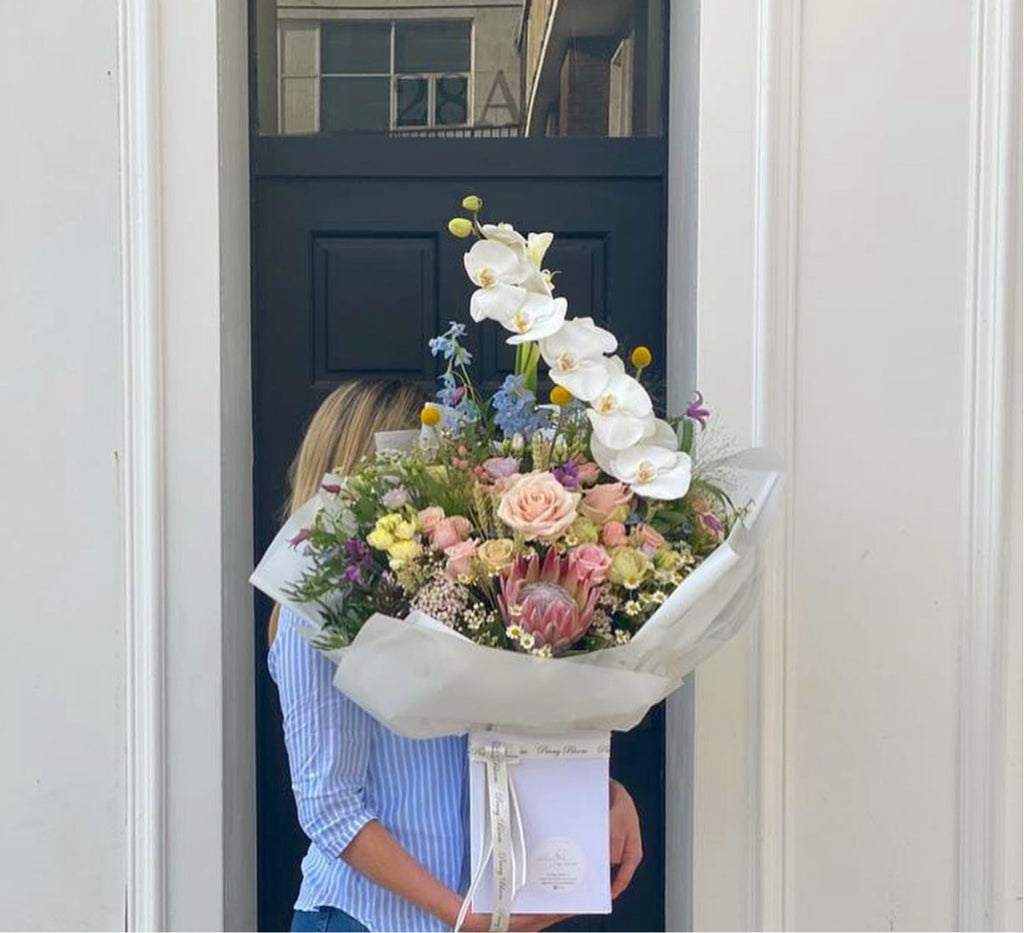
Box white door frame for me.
[121,0,1021,929]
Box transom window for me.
[279,20,472,134]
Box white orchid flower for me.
[502,294,568,344]
[540,317,618,401]
[527,232,553,268]
[482,224,554,296]
[589,430,692,500]
[585,358,655,448]
[464,239,531,322]
[610,444,692,500]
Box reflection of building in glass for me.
[519,0,662,137]
[255,0,662,137]
[260,0,524,137]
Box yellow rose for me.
[607,547,652,589]
[393,520,416,541]
[366,528,394,550]
[477,538,516,574]
[569,516,600,545]
[388,540,422,563]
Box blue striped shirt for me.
[269,608,469,932]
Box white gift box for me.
[467,731,612,917]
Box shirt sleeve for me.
[269,608,378,859]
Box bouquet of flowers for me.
[252,198,780,926]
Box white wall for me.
[0,2,126,930]
[693,1,1022,930]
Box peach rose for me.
[496,472,581,541]
[571,543,613,584]
[417,506,446,534]
[445,539,478,579]
[477,538,516,574]
[581,482,634,525]
[431,515,473,550]
[601,521,629,547]
[633,523,667,555]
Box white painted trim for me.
[117,0,166,929]
[957,0,1021,929]
[749,1,801,929]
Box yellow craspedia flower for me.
[420,404,443,426]
[630,346,653,369]
[366,528,394,551]
[448,218,473,239]
[549,385,573,407]
[461,195,483,212]
[388,540,422,563]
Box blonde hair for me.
[269,379,427,643]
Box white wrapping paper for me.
[251,462,781,739]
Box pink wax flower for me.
[570,543,613,584]
[444,539,478,578]
[601,521,629,547]
[417,506,446,535]
[431,515,473,550]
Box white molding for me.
[750,0,801,929]
[117,0,166,929]
[957,0,1021,929]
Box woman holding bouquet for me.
[269,379,644,933]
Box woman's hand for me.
[609,779,643,899]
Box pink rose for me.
[445,539,478,578]
[418,506,446,534]
[575,461,602,487]
[483,456,520,480]
[571,543,612,584]
[431,515,473,550]
[633,523,667,555]
[601,521,629,547]
[580,482,634,525]
[496,472,581,541]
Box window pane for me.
[396,77,429,127]
[321,77,389,132]
[435,76,468,125]
[395,21,470,74]
[281,77,317,134]
[321,22,390,75]
[281,23,317,77]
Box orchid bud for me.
[461,195,483,212]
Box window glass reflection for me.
[256,1,665,138]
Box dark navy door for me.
[250,3,671,930]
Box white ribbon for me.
[454,735,611,933]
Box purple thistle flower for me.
[686,391,711,429]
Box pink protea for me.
[498,549,602,653]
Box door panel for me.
[251,4,672,931]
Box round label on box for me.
[529,838,585,893]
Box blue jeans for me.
[291,907,369,932]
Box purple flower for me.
[344,539,371,562]
[550,460,580,489]
[320,482,342,495]
[700,512,723,537]
[686,391,711,429]
[288,528,311,548]
[341,565,365,585]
